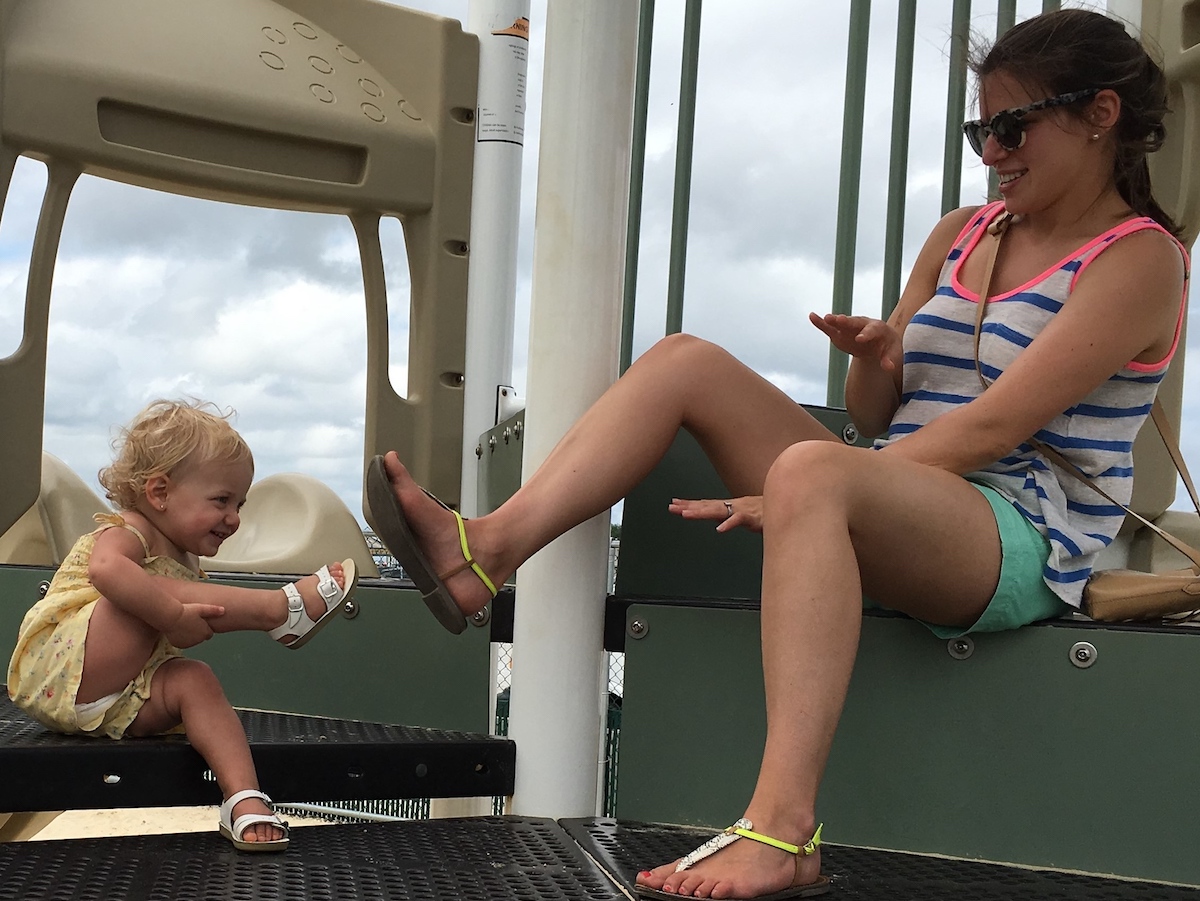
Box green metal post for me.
[621,0,656,374]
[941,0,971,216]
[987,1,1018,199]
[882,1,917,318]
[826,0,871,407]
[664,0,702,336]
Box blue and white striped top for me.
[874,202,1189,607]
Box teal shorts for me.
[921,481,1072,639]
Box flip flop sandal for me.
[268,558,358,649]
[364,455,498,635]
[218,789,289,852]
[635,820,830,900]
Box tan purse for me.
[972,213,1200,623]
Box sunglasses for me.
[962,88,1100,156]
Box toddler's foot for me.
[219,789,289,851]
[232,796,286,844]
[269,560,357,648]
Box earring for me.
[159,504,166,511]
[1090,132,1100,141]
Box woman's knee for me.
[764,442,862,511]
[644,332,730,371]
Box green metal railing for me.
[619,0,1061,397]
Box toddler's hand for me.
[165,603,225,648]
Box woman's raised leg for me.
[381,333,841,616]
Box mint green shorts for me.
[922,482,1072,639]
[868,482,1075,638]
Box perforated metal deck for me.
[3,816,1198,900]
[0,817,619,901]
[0,695,514,810]
[562,818,1200,901]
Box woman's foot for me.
[270,561,350,647]
[230,795,286,844]
[380,451,500,618]
[635,818,823,899]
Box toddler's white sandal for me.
[269,558,358,649]
[218,789,289,852]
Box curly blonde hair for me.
[98,399,254,510]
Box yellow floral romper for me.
[6,513,192,739]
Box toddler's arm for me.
[88,527,223,644]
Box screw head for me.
[342,599,360,619]
[1069,641,1097,669]
[842,423,858,445]
[471,607,491,627]
[947,636,974,660]
[628,618,649,639]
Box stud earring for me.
[1090,132,1100,141]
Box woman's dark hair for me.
[970,8,1181,236]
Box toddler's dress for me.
[7,513,190,739]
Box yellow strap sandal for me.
[636,819,830,900]
[364,456,498,635]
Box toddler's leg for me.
[147,562,350,642]
[78,597,163,704]
[127,658,284,845]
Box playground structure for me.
[1,0,1200,898]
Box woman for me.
[368,9,1188,899]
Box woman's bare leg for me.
[78,565,348,703]
[383,334,841,614]
[127,658,282,844]
[640,442,1003,898]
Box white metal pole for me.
[431,0,531,823]
[460,0,531,519]
[507,0,639,818]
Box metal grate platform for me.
[0,817,620,901]
[561,818,1200,901]
[0,694,514,811]
[2,815,1198,899]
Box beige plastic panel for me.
[0,0,478,539]
[202,472,380,577]
[1128,1,1199,528]
[0,453,110,567]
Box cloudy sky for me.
[2,0,1195,537]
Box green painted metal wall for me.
[617,602,1200,886]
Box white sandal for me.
[268,559,358,649]
[218,789,289,852]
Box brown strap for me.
[971,210,1200,572]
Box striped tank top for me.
[874,202,1189,607]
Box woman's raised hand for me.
[668,496,763,533]
[809,312,903,372]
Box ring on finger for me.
[724,501,734,520]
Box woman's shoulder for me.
[1082,219,1187,280]
[924,204,991,253]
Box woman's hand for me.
[809,312,903,372]
[669,496,763,533]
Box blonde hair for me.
[98,399,254,510]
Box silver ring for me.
[724,501,734,520]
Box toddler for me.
[7,400,358,851]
